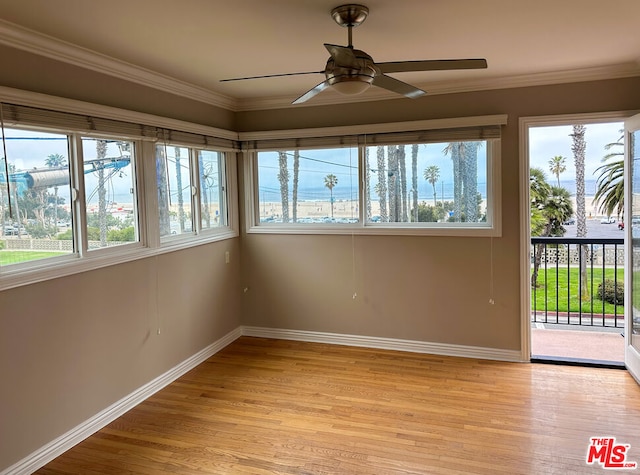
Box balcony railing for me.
[531,237,624,328]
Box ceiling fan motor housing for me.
[325,49,377,87]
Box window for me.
[364,140,489,225]
[156,144,192,237]
[156,144,228,238]
[0,95,238,290]
[1,128,72,266]
[0,128,142,269]
[82,137,138,249]
[244,116,504,235]
[256,147,359,224]
[198,150,226,231]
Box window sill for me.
[247,223,501,237]
[0,229,238,292]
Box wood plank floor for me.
[38,337,640,474]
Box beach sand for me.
[258,195,606,221]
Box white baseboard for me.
[1,326,242,475]
[241,326,524,362]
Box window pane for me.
[82,138,138,250]
[365,141,488,224]
[156,144,192,237]
[0,128,73,267]
[257,147,359,224]
[199,150,225,229]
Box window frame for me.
[0,87,239,291]
[243,116,504,237]
[155,142,231,243]
[195,149,229,233]
[518,110,630,362]
[253,144,361,229]
[75,133,145,256]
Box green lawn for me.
[531,267,624,314]
[0,250,68,266]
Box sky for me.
[256,122,625,204]
[529,122,623,181]
[1,121,627,205]
[257,143,489,202]
[0,128,135,207]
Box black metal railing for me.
[531,237,624,328]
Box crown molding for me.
[0,19,238,111]
[1,18,639,114]
[238,114,508,141]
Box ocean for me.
[557,179,598,196]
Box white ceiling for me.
[0,0,638,110]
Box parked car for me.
[2,225,27,236]
[600,216,616,224]
[563,217,575,225]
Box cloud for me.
[529,122,623,179]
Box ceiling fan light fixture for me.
[330,76,372,95]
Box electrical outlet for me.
[225,251,230,264]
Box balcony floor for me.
[531,323,624,365]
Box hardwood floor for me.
[38,337,640,474]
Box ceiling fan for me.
[221,4,488,104]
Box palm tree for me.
[530,167,552,237]
[44,153,67,229]
[387,146,399,222]
[603,130,625,162]
[277,151,289,223]
[530,167,574,287]
[463,142,480,222]
[376,146,387,222]
[443,141,480,222]
[423,165,440,207]
[324,173,338,218]
[156,146,171,235]
[594,160,623,218]
[593,131,623,218]
[398,145,408,221]
[2,162,22,236]
[44,153,66,168]
[571,125,587,235]
[548,155,566,188]
[199,153,217,227]
[443,142,464,222]
[365,148,372,220]
[174,146,188,233]
[292,150,299,222]
[570,124,589,298]
[411,144,418,222]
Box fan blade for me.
[220,71,323,82]
[324,43,358,67]
[377,59,487,74]
[292,80,331,104]
[373,74,426,99]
